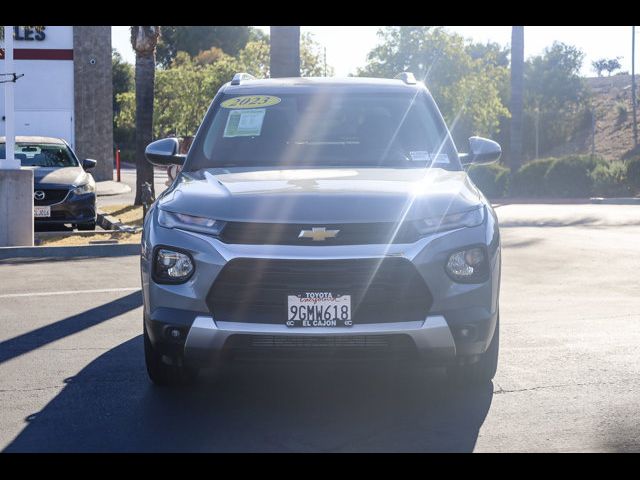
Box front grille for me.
[206,258,433,325]
[219,222,421,245]
[34,188,69,206]
[224,334,417,359]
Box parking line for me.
[0,287,140,299]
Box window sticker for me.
[223,109,266,138]
[409,151,430,162]
[429,153,450,164]
[409,152,450,164]
[221,95,281,109]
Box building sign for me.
[0,26,73,60]
[13,26,46,41]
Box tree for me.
[130,26,160,205]
[156,26,254,67]
[112,49,133,116]
[300,33,334,77]
[115,37,331,142]
[270,26,300,78]
[523,42,589,157]
[592,57,623,77]
[358,26,510,145]
[237,34,333,78]
[510,26,524,175]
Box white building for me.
[1,26,114,180]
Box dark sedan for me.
[0,136,97,230]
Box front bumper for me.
[142,205,501,366]
[34,192,96,225]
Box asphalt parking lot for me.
[1,203,639,452]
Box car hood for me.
[30,167,87,188]
[158,167,484,223]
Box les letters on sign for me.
[12,26,46,41]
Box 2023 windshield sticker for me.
[220,95,281,109]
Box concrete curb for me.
[0,243,140,260]
[96,180,131,197]
[590,197,640,205]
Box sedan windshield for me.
[0,143,78,168]
[192,91,460,171]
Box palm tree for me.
[130,26,160,205]
[269,26,300,78]
[510,26,524,176]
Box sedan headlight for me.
[414,206,485,235]
[158,209,225,236]
[73,182,95,195]
[153,247,194,283]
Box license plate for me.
[287,293,352,327]
[34,206,51,218]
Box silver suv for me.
[141,73,502,386]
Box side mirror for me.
[82,158,97,170]
[460,136,502,166]
[145,138,186,167]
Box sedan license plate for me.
[34,206,51,218]
[287,293,352,327]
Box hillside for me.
[545,74,639,161]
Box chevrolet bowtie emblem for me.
[298,227,340,241]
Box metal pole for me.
[632,26,638,148]
[535,107,539,160]
[116,148,121,182]
[2,25,19,169]
[592,109,596,157]
[324,46,327,77]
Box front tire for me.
[447,315,499,385]
[144,323,198,387]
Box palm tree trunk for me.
[270,26,300,78]
[131,26,160,206]
[133,51,156,205]
[510,26,525,176]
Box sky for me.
[112,26,637,78]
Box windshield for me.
[190,90,460,171]
[0,143,78,168]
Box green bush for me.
[591,162,630,197]
[511,158,557,196]
[626,157,640,192]
[467,163,510,198]
[544,155,606,197]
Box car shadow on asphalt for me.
[4,335,493,452]
[0,291,142,365]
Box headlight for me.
[414,206,485,235]
[153,247,194,283]
[158,209,225,236]
[445,246,489,283]
[73,182,95,195]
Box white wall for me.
[0,26,74,146]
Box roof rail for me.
[231,72,256,85]
[394,72,417,85]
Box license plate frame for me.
[286,293,352,328]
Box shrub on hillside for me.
[626,157,640,192]
[545,155,604,197]
[467,163,510,198]
[591,162,630,197]
[511,158,556,196]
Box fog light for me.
[455,325,478,342]
[445,247,488,283]
[153,248,194,283]
[169,328,182,339]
